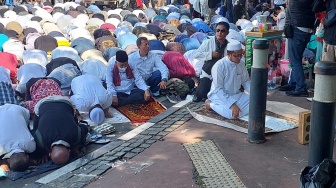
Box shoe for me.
[286,89,309,97]
[166,93,180,104]
[152,91,160,97]
[192,95,202,102]
[279,84,296,91]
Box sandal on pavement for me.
[91,137,110,144]
[92,123,116,135]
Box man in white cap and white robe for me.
[205,41,250,119]
[70,74,113,125]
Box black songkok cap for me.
[116,50,128,63]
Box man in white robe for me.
[70,74,113,125]
[206,41,250,119]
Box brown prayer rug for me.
[116,98,166,124]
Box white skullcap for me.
[72,18,86,28]
[105,18,120,28]
[132,9,145,18]
[53,12,65,22]
[0,18,9,27]
[87,18,104,27]
[90,107,105,124]
[227,41,242,51]
[54,3,65,9]
[108,9,122,16]
[4,10,17,21]
[76,14,89,24]
[16,15,30,28]
[25,14,34,20]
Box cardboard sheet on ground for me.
[188,101,308,134]
[81,107,130,126]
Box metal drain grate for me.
[184,140,246,188]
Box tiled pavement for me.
[25,102,203,188]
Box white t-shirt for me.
[0,104,36,159]
[277,12,286,30]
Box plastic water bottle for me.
[268,67,276,90]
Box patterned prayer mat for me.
[116,98,166,124]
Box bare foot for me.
[105,112,113,118]
[77,115,84,121]
[0,163,9,172]
[205,99,212,111]
[104,108,113,118]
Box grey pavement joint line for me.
[184,140,247,188]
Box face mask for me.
[118,67,127,72]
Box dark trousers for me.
[146,70,161,94]
[288,28,311,91]
[117,88,147,107]
[144,0,155,8]
[194,77,212,100]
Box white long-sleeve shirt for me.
[207,56,250,108]
[70,74,112,112]
[106,57,150,97]
[0,104,36,159]
[128,50,169,81]
[193,37,227,79]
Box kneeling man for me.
[70,74,113,124]
[31,96,89,165]
[206,41,250,119]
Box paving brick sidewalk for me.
[24,101,200,188]
[87,115,336,188]
[23,90,324,188]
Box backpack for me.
[160,78,190,99]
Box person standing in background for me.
[280,0,315,97]
[312,0,336,62]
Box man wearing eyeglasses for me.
[206,41,251,119]
[192,22,230,102]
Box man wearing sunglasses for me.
[192,22,229,102]
[206,41,250,119]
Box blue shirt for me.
[47,64,82,89]
[128,50,169,81]
[117,33,138,49]
[106,57,149,97]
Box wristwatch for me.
[162,78,168,82]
